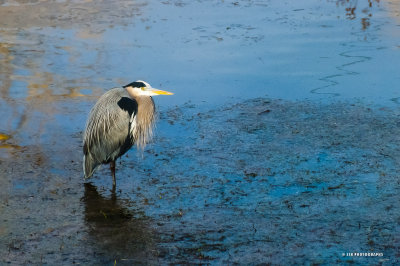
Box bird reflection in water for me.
[82,183,158,264]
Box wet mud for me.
[0,0,399,264]
[1,98,400,264]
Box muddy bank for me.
[0,0,143,30]
[1,98,399,264]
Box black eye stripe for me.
[123,81,146,88]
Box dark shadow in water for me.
[82,183,158,265]
[336,0,380,30]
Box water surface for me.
[0,0,399,264]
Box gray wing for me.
[83,88,137,178]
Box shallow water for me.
[0,0,399,264]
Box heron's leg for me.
[110,160,116,189]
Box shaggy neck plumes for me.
[130,95,155,149]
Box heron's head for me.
[123,80,173,97]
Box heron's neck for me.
[132,95,155,149]
[135,96,154,114]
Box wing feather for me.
[83,88,137,177]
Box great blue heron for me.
[83,80,173,188]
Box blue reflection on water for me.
[1,0,398,110]
[92,0,400,107]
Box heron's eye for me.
[141,87,146,91]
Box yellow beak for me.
[152,89,174,95]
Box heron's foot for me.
[110,160,116,190]
[112,176,116,190]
